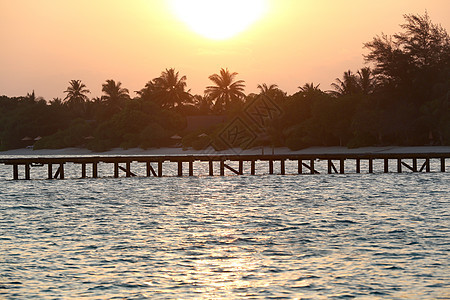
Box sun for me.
[169,0,268,40]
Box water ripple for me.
[0,167,448,299]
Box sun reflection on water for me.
[0,167,448,298]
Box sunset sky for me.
[1,0,449,100]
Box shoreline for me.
[1,145,449,157]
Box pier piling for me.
[81,163,87,178]
[25,164,31,180]
[158,161,163,177]
[146,162,157,177]
[189,160,194,176]
[220,160,225,176]
[178,161,183,177]
[209,161,214,176]
[93,163,98,178]
[13,165,19,180]
[269,160,274,175]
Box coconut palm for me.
[193,94,213,114]
[356,67,377,95]
[150,68,192,108]
[257,83,278,94]
[298,82,322,94]
[50,97,63,107]
[135,81,155,102]
[205,68,245,112]
[101,79,130,111]
[64,80,90,104]
[296,83,325,100]
[256,83,287,104]
[64,80,90,114]
[330,70,359,96]
[330,68,377,97]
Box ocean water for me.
[0,159,449,299]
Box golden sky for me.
[1,0,449,100]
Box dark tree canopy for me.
[101,79,130,110]
[138,68,192,109]
[205,68,246,112]
[364,12,450,103]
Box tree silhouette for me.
[329,68,377,97]
[330,70,359,96]
[101,79,130,111]
[193,94,213,114]
[356,67,377,95]
[148,68,192,108]
[205,68,245,112]
[50,97,63,107]
[64,80,90,103]
[256,83,286,103]
[257,83,278,94]
[64,80,90,115]
[364,12,450,103]
[298,82,323,95]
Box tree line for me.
[1,12,449,151]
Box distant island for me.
[1,13,449,152]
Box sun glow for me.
[169,0,268,40]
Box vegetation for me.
[1,13,449,151]
[205,68,246,113]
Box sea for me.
[0,156,449,299]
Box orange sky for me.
[1,0,449,100]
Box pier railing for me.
[0,153,448,180]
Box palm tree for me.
[298,82,321,94]
[257,83,278,94]
[205,68,245,112]
[64,80,90,104]
[330,70,359,97]
[50,97,63,107]
[64,80,90,114]
[356,67,377,95]
[256,83,287,104]
[193,94,213,114]
[330,68,377,97]
[296,82,325,100]
[135,81,155,102]
[150,68,192,108]
[101,79,130,111]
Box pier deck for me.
[1,152,449,180]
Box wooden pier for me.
[0,152,449,180]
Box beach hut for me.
[170,134,183,147]
[21,136,34,148]
[170,135,182,140]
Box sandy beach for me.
[1,146,449,157]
